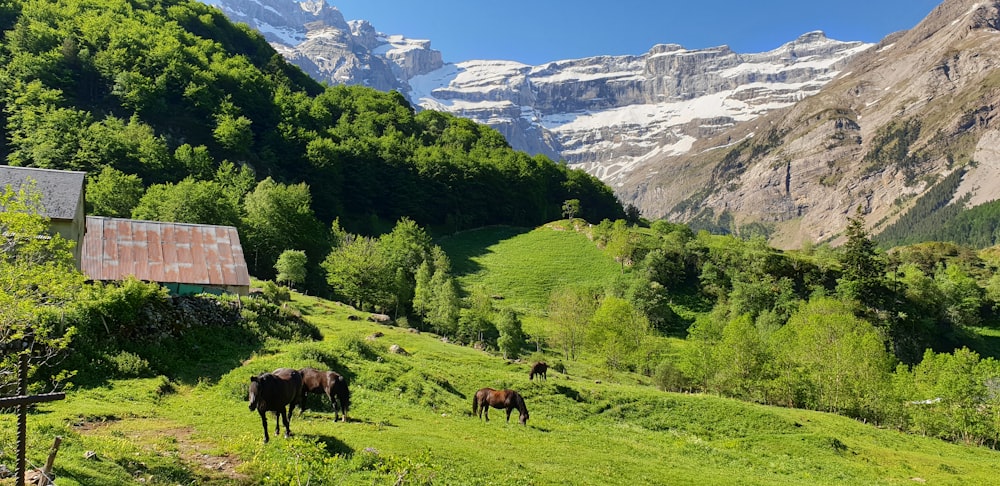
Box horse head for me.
[248,375,261,411]
[517,393,529,426]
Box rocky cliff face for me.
[202,0,868,195]
[202,0,443,92]
[623,0,1000,248]
[409,32,870,185]
[204,0,999,250]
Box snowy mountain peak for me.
[206,0,872,200]
[298,0,328,16]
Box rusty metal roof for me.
[82,217,250,288]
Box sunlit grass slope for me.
[439,223,623,315]
[5,292,1000,485]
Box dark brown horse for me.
[473,388,529,425]
[248,368,303,443]
[298,367,351,422]
[529,361,548,381]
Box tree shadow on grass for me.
[553,385,583,403]
[435,226,532,277]
[965,327,1000,360]
[310,433,353,456]
[71,308,322,388]
[438,378,466,400]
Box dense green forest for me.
[0,0,624,288]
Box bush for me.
[261,280,291,304]
[654,359,690,392]
[107,351,153,378]
[342,335,381,361]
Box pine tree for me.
[837,208,888,309]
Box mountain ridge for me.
[623,0,1000,248]
[204,0,1000,249]
[202,0,869,196]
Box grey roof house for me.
[0,165,87,267]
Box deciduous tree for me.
[548,286,597,360]
[496,308,526,360]
[0,184,85,393]
[86,166,144,218]
[274,250,307,289]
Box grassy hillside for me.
[4,291,1000,485]
[439,223,623,315]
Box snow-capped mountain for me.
[203,0,870,205]
[409,33,871,186]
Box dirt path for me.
[72,418,247,483]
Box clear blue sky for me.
[333,0,943,64]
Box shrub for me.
[107,351,152,378]
[342,335,381,361]
[261,280,291,304]
[654,359,690,392]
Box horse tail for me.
[335,375,351,414]
[472,393,479,416]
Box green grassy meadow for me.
[3,225,1000,485]
[439,224,623,315]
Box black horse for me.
[529,361,548,381]
[473,388,529,426]
[298,367,352,422]
[248,368,303,443]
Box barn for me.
[82,216,251,296]
[2,166,252,295]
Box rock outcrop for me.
[624,0,1000,248]
[409,32,870,184]
[203,0,1000,249]
[203,0,443,93]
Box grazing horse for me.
[248,368,303,443]
[298,367,352,422]
[529,361,548,381]
[473,388,529,426]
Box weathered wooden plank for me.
[0,393,65,408]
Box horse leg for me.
[281,407,292,438]
[259,410,270,443]
[327,388,338,421]
[299,390,308,416]
[506,406,513,423]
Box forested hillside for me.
[0,0,623,287]
[876,169,1000,248]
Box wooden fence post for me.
[0,346,65,486]
[17,353,27,486]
